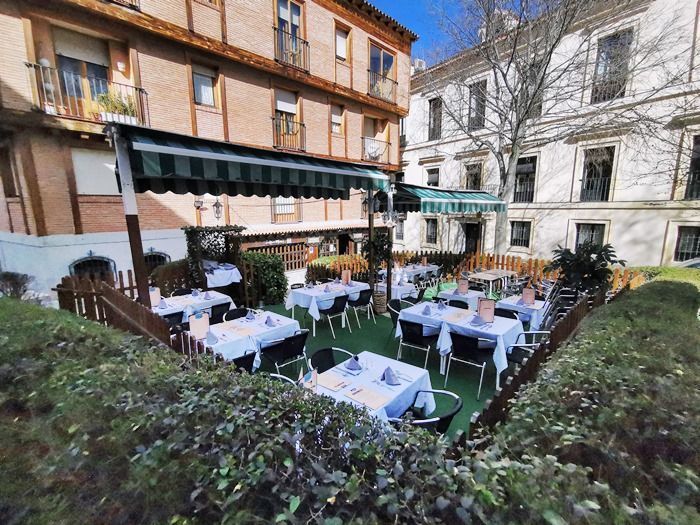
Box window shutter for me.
[53,27,110,67]
[331,105,343,125]
[335,29,348,60]
[275,89,297,114]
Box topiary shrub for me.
[149,259,190,296]
[0,271,34,300]
[241,251,288,304]
[546,242,625,293]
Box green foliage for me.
[361,232,392,265]
[183,225,246,287]
[546,242,625,292]
[149,259,190,296]
[241,251,288,304]
[0,271,34,299]
[96,92,136,116]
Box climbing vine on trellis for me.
[183,225,246,287]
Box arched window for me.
[144,252,170,274]
[69,255,116,281]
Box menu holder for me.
[457,278,469,294]
[345,387,390,411]
[522,287,536,305]
[317,371,352,392]
[421,256,428,266]
[302,369,318,392]
[148,286,161,307]
[188,312,210,340]
[341,269,352,285]
[477,298,496,323]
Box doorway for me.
[461,222,481,255]
[338,233,352,255]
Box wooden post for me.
[112,126,151,307]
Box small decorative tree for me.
[546,242,625,293]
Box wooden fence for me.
[467,276,644,442]
[247,242,307,272]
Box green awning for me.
[110,124,389,199]
[381,182,506,214]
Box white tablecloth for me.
[375,282,417,300]
[208,310,300,365]
[379,264,440,281]
[437,289,486,310]
[285,282,370,320]
[152,291,234,322]
[205,264,243,288]
[496,295,547,330]
[316,351,436,421]
[395,302,524,384]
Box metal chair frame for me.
[444,332,492,399]
[307,347,355,373]
[397,319,440,369]
[315,295,351,339]
[261,329,309,375]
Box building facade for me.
[0,0,415,292]
[399,0,700,266]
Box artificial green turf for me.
[264,300,494,435]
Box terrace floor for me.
[263,294,497,435]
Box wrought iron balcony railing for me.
[513,176,535,203]
[684,170,700,200]
[26,62,149,126]
[362,137,391,164]
[274,27,309,72]
[272,115,306,151]
[580,175,612,202]
[367,70,397,104]
[590,77,627,104]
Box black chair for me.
[403,287,425,304]
[290,283,304,289]
[447,299,470,310]
[171,288,192,297]
[232,350,257,374]
[210,302,232,324]
[397,319,439,368]
[347,289,375,328]
[494,308,519,320]
[391,390,463,434]
[308,347,354,373]
[444,333,493,399]
[316,295,350,339]
[163,312,183,328]
[388,298,402,329]
[261,329,310,374]
[506,331,551,365]
[223,307,248,322]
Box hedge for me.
[1,268,698,523]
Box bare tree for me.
[415,0,696,250]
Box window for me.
[510,221,531,248]
[399,118,406,147]
[428,98,442,141]
[685,135,700,200]
[274,89,304,150]
[513,156,536,203]
[575,223,606,249]
[53,27,110,102]
[70,255,116,280]
[335,27,349,61]
[395,219,404,241]
[144,252,170,274]
[330,104,344,135]
[591,29,633,104]
[192,64,217,107]
[426,168,440,187]
[425,218,438,244]
[468,80,487,131]
[276,0,307,70]
[271,196,301,223]
[0,146,18,198]
[581,146,614,201]
[71,148,119,195]
[368,43,396,102]
[674,226,700,261]
[464,162,482,190]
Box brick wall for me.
[0,0,32,112]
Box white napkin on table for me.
[381,367,400,386]
[265,315,275,327]
[422,304,431,316]
[323,285,331,293]
[158,298,168,309]
[245,310,255,321]
[206,330,218,345]
[204,291,212,300]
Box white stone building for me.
[398,0,700,266]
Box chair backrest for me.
[267,373,297,386]
[411,390,463,434]
[399,319,427,346]
[415,287,426,302]
[210,302,233,324]
[261,329,309,366]
[319,294,349,315]
[224,307,248,322]
[163,312,183,328]
[388,298,402,327]
[309,347,354,374]
[494,308,519,320]
[232,350,257,374]
[290,283,304,289]
[450,332,481,358]
[171,288,192,297]
[350,288,373,306]
[448,299,469,310]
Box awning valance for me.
[379,182,506,214]
[108,124,389,199]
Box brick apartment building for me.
[0,0,416,293]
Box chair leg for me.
[369,305,376,324]
[328,316,336,339]
[444,355,452,388]
[477,363,486,400]
[313,318,316,337]
[276,363,281,375]
[353,307,362,329]
[345,312,352,333]
[423,345,430,369]
[397,340,403,360]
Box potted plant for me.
[361,231,392,313]
[97,92,138,124]
[545,242,625,295]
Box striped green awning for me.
[113,125,389,199]
[385,183,506,214]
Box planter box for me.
[373,291,387,314]
[100,112,138,125]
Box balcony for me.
[513,176,535,203]
[580,175,611,202]
[26,63,149,126]
[274,27,309,72]
[467,183,499,194]
[362,137,391,164]
[590,77,627,104]
[684,170,700,200]
[272,116,306,152]
[271,197,302,224]
[367,70,397,104]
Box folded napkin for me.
[334,277,340,284]
[306,282,314,289]
[221,263,234,269]
[345,356,362,370]
[422,304,431,316]
[471,314,484,325]
[158,298,168,309]
[346,280,353,287]
[381,367,400,386]
[206,330,218,345]
[323,285,331,293]
[437,300,447,311]
[245,310,256,321]
[453,288,460,295]
[265,315,275,327]
[191,289,199,297]
[204,291,212,300]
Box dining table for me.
[202,259,243,288]
[437,287,486,310]
[375,281,417,300]
[152,290,234,322]
[496,295,548,330]
[315,351,436,421]
[379,263,440,282]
